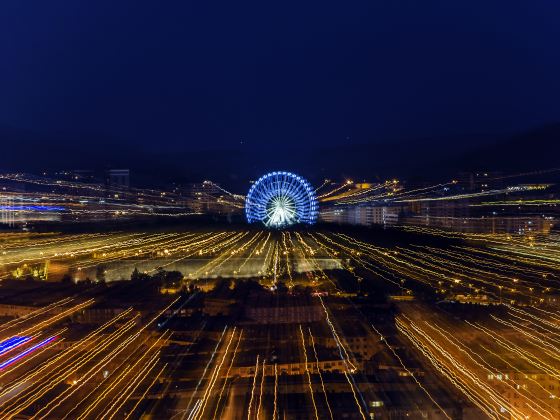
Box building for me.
[0,195,18,226]
[400,214,554,234]
[183,181,241,215]
[370,206,400,225]
[487,370,560,417]
[319,205,399,227]
[202,297,236,316]
[456,171,504,192]
[244,304,324,324]
[106,169,130,194]
[0,181,26,227]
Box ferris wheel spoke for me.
[246,172,318,228]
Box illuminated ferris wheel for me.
[245,171,318,228]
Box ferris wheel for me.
[245,171,318,228]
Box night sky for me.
[1,1,560,187]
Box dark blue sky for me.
[1,1,560,185]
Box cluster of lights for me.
[0,299,177,418]
[395,307,560,419]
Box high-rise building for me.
[0,181,26,227]
[0,195,17,226]
[456,171,503,192]
[185,181,226,214]
[106,169,130,196]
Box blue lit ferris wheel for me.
[245,171,318,228]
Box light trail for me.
[308,327,334,420]
[124,362,167,420]
[0,335,58,370]
[194,327,238,420]
[314,179,331,193]
[183,326,228,420]
[0,309,133,389]
[36,299,179,418]
[317,180,354,200]
[3,318,141,417]
[9,299,94,339]
[235,232,265,276]
[0,221,559,418]
[0,336,63,380]
[213,329,243,419]
[281,232,294,287]
[103,352,163,420]
[0,297,73,336]
[58,332,169,420]
[273,363,278,420]
[428,320,560,418]
[247,354,260,420]
[299,325,319,420]
[256,358,266,420]
[370,322,452,419]
[396,315,506,419]
[0,336,33,357]
[317,296,366,419]
[1,300,177,418]
[395,303,560,420]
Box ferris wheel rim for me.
[245,171,318,228]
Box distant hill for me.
[451,123,560,174]
[1,122,559,188]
